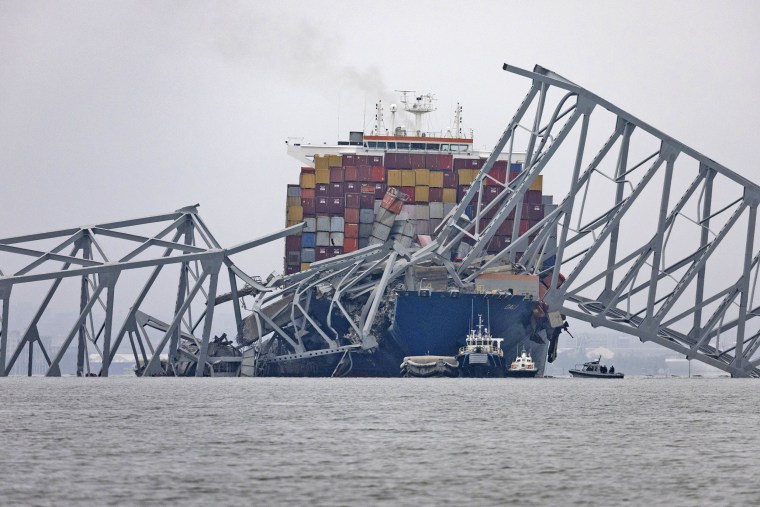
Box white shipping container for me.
[415,220,430,235]
[429,202,444,219]
[330,216,344,232]
[401,204,416,219]
[416,204,430,221]
[360,209,375,224]
[316,216,331,231]
[371,222,392,240]
[330,232,345,246]
[301,248,316,263]
[316,231,330,246]
[303,217,316,232]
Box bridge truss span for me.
[443,64,760,377]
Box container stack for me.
[284,152,552,274]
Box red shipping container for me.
[355,155,369,165]
[371,166,386,182]
[519,219,531,235]
[373,183,386,198]
[381,198,404,214]
[342,154,356,167]
[301,166,315,173]
[316,246,330,261]
[344,208,360,223]
[400,186,416,204]
[526,190,542,204]
[316,183,329,197]
[509,169,520,182]
[285,236,301,251]
[369,155,383,165]
[443,171,458,188]
[410,153,426,169]
[329,197,345,215]
[384,153,397,169]
[329,246,344,257]
[316,197,329,214]
[453,158,484,170]
[429,187,443,202]
[329,182,344,197]
[523,203,544,220]
[301,197,316,215]
[344,223,359,238]
[360,184,375,194]
[483,186,500,203]
[499,219,515,235]
[395,152,412,169]
[285,265,299,275]
[345,192,361,209]
[358,165,372,182]
[301,188,315,199]
[329,167,345,183]
[425,153,438,169]
[360,193,374,209]
[344,181,360,193]
[458,185,474,201]
[344,238,359,252]
[344,166,359,182]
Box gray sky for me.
[2,0,759,277]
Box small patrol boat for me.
[569,357,623,378]
[456,315,505,377]
[506,348,538,377]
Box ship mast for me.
[373,100,387,135]
[398,91,436,137]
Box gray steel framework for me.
[247,64,760,378]
[0,205,301,377]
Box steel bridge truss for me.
[0,205,301,377]
[432,64,760,377]
[246,65,760,377]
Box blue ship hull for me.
[261,290,550,377]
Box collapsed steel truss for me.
[3,64,758,378]
[435,64,760,377]
[249,64,760,378]
[0,205,301,376]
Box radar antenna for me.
[396,91,437,136]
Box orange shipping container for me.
[344,238,359,252]
[529,175,543,191]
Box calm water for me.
[0,377,758,506]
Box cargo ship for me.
[239,93,562,377]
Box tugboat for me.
[456,315,505,377]
[506,348,539,378]
[569,357,624,379]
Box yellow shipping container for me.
[401,170,416,187]
[414,168,430,186]
[460,169,480,185]
[314,155,329,170]
[387,169,402,186]
[415,185,429,203]
[328,154,342,168]
[428,171,444,188]
[287,219,300,227]
[315,168,330,184]
[529,175,543,191]
[300,172,316,189]
[301,263,311,272]
[287,206,304,222]
[287,195,300,207]
[442,188,457,203]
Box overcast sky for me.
[2,0,759,277]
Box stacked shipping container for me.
[284,152,550,274]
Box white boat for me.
[506,348,538,377]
